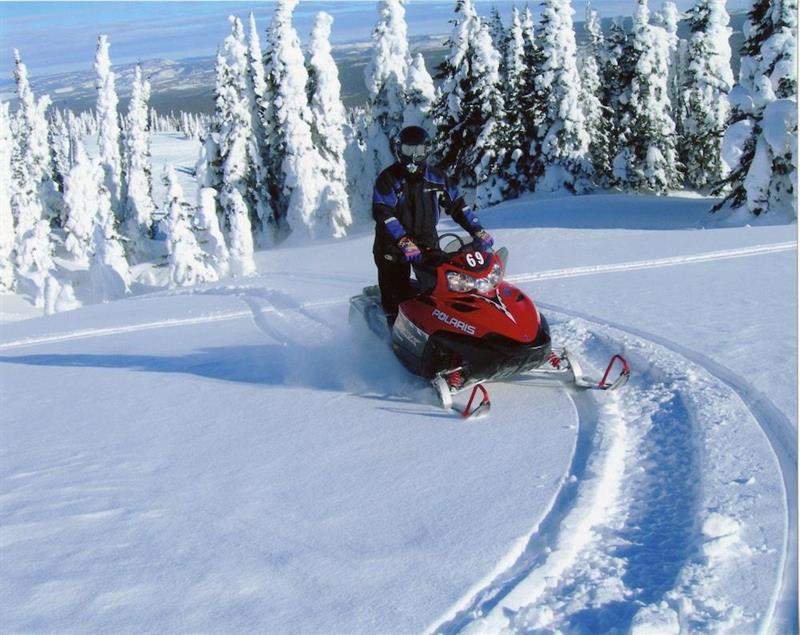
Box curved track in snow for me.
[429,301,795,634]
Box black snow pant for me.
[374,254,411,324]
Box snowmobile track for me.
[429,302,795,634]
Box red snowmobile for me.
[349,234,629,418]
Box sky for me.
[1,0,751,77]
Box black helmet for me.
[396,125,430,173]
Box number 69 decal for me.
[465,252,485,268]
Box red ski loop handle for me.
[598,354,631,390]
[461,384,491,419]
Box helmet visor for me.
[400,142,428,161]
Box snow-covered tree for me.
[12,49,60,225]
[62,140,99,265]
[48,109,71,191]
[432,0,510,205]
[15,219,55,307]
[679,0,734,189]
[94,35,124,215]
[502,8,528,192]
[245,12,274,242]
[89,180,130,302]
[518,6,546,184]
[489,6,507,61]
[307,11,353,238]
[214,16,256,265]
[265,0,333,241]
[364,0,412,179]
[162,165,216,287]
[195,187,230,278]
[715,0,797,216]
[613,0,681,193]
[403,53,436,133]
[580,2,614,185]
[123,64,156,259]
[534,0,593,192]
[0,102,15,291]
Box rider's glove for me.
[397,236,422,262]
[473,229,494,250]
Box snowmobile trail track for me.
[539,301,797,634]
[429,303,794,634]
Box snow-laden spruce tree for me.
[432,0,509,205]
[15,219,55,307]
[518,6,546,185]
[489,6,508,77]
[715,0,797,216]
[534,0,594,193]
[245,12,274,243]
[403,53,436,133]
[657,2,684,125]
[214,16,256,273]
[123,64,156,260]
[195,187,230,278]
[13,49,61,225]
[163,165,217,287]
[307,11,353,238]
[94,35,124,216]
[89,180,131,302]
[343,108,374,225]
[364,0,412,180]
[49,109,71,192]
[0,102,15,291]
[502,8,528,193]
[613,0,681,193]
[580,2,614,185]
[266,0,334,241]
[679,0,734,190]
[62,140,100,265]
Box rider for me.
[372,125,493,325]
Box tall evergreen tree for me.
[502,7,528,193]
[163,165,217,287]
[364,0,412,180]
[215,16,256,272]
[123,64,156,260]
[613,0,681,193]
[245,12,274,242]
[12,49,60,226]
[94,35,124,216]
[62,140,99,265]
[89,178,131,302]
[266,0,333,240]
[432,0,509,206]
[518,6,546,185]
[535,0,593,192]
[403,53,436,133]
[680,0,734,189]
[0,102,15,291]
[715,0,797,216]
[195,187,230,279]
[307,11,353,238]
[580,1,614,185]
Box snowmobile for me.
[349,234,630,419]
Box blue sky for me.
[1,0,750,77]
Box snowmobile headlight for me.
[486,263,503,287]
[447,271,476,292]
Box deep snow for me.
[1,133,796,633]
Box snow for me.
[1,134,796,633]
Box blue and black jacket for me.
[372,162,483,261]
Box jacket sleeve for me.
[441,176,483,234]
[372,172,407,243]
